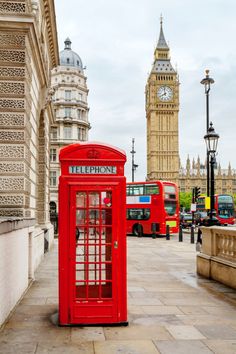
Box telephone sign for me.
[58,142,128,326]
[69,165,117,174]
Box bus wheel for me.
[133,224,143,237]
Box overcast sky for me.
[55,0,236,182]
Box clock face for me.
[157,86,173,101]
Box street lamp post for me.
[130,138,138,182]
[204,122,219,224]
[200,70,215,197]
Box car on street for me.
[180,213,193,228]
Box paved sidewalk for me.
[1,235,236,353]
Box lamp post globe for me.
[204,122,219,154]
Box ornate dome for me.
[59,38,83,70]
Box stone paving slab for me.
[196,324,236,339]
[154,339,213,354]
[36,342,94,354]
[1,235,236,353]
[103,324,172,340]
[202,339,236,354]
[94,340,160,354]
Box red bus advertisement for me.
[196,194,235,225]
[126,180,179,236]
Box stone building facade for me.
[0,0,58,325]
[0,0,58,222]
[179,157,236,195]
[49,38,90,215]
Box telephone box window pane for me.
[75,284,87,299]
[76,210,86,225]
[76,227,86,244]
[89,209,100,225]
[101,245,112,262]
[101,283,112,298]
[89,192,99,206]
[101,191,112,207]
[76,270,86,282]
[88,245,100,264]
[88,263,100,281]
[88,282,100,298]
[101,227,112,243]
[102,209,112,225]
[88,227,99,241]
[76,244,85,260]
[76,193,86,208]
[75,242,86,264]
[101,263,112,281]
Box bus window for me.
[164,186,176,194]
[218,209,233,218]
[164,201,177,216]
[127,208,150,220]
[126,185,144,196]
[145,185,159,195]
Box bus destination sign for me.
[69,165,117,175]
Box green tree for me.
[179,192,192,212]
[233,194,236,206]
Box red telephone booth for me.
[58,142,127,326]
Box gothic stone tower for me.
[146,19,179,184]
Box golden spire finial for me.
[205,69,210,77]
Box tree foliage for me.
[179,192,192,212]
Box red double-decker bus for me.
[126,180,179,236]
[196,194,235,225]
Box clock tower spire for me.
[146,17,180,183]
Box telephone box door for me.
[69,184,120,324]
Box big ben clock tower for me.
[146,18,179,184]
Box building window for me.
[64,126,72,139]
[50,148,57,162]
[50,171,57,187]
[78,127,86,141]
[65,90,71,101]
[79,93,82,101]
[77,110,81,119]
[65,107,71,118]
[51,128,57,140]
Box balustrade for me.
[197,226,236,289]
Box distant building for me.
[179,156,236,195]
[146,19,236,195]
[49,38,90,218]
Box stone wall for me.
[0,0,59,326]
[197,226,236,289]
